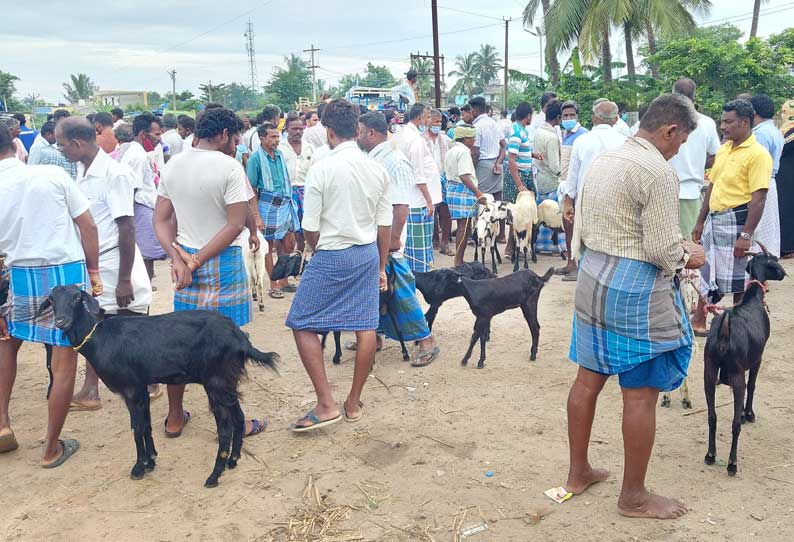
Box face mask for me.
[429,126,441,135]
[561,120,577,131]
[418,125,427,134]
[621,113,628,122]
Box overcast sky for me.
[4,0,794,103]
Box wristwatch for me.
[740,232,752,241]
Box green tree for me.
[263,54,313,110]
[473,44,502,85]
[359,63,398,88]
[523,0,560,84]
[198,82,228,104]
[410,57,435,101]
[63,73,97,103]
[448,53,483,100]
[0,70,19,101]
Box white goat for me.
[474,200,509,275]
[507,190,538,270]
[661,268,700,409]
[533,199,567,260]
[243,231,269,312]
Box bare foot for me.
[566,467,610,494]
[618,490,687,519]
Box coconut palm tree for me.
[523,0,561,84]
[410,57,435,101]
[473,44,502,85]
[448,53,482,100]
[750,0,769,39]
[62,73,96,103]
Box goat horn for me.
[756,241,769,256]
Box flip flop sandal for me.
[344,401,364,423]
[344,341,382,352]
[440,248,456,256]
[0,431,19,453]
[69,400,101,412]
[244,418,269,437]
[289,408,342,433]
[562,274,578,282]
[268,289,285,299]
[412,346,440,367]
[282,284,298,293]
[42,438,80,469]
[164,411,191,438]
[555,267,576,276]
[693,328,710,338]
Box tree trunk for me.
[602,25,613,84]
[624,22,635,79]
[750,0,761,38]
[541,0,560,85]
[646,20,659,79]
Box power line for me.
[322,21,504,52]
[700,1,794,27]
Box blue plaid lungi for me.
[440,174,448,204]
[173,245,252,327]
[569,250,693,392]
[286,243,379,332]
[446,180,477,220]
[291,185,305,233]
[536,190,566,254]
[405,207,434,273]
[378,254,431,342]
[258,189,299,241]
[7,261,90,346]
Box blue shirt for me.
[752,119,785,176]
[18,126,38,152]
[506,122,533,171]
[562,125,589,147]
[245,148,290,196]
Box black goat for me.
[414,262,495,333]
[41,285,279,488]
[704,247,786,477]
[381,259,409,361]
[319,331,342,364]
[271,252,304,281]
[458,267,554,368]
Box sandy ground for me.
[2,252,794,542]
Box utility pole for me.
[168,70,176,111]
[431,0,442,107]
[504,18,510,110]
[410,51,444,105]
[208,80,212,103]
[244,19,258,91]
[303,44,321,102]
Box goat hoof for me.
[742,411,755,423]
[530,353,537,362]
[144,459,156,473]
[332,357,341,365]
[727,464,737,476]
[461,358,469,367]
[477,361,485,369]
[531,256,538,263]
[130,464,146,480]
[258,304,265,312]
[204,476,220,488]
[227,457,239,469]
[704,454,716,465]
[682,399,692,409]
[661,395,671,408]
[402,353,410,361]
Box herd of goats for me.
[0,189,788,486]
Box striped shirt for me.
[507,122,532,171]
[30,144,78,180]
[369,141,417,207]
[472,114,503,160]
[571,137,686,276]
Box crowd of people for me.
[1,77,793,519]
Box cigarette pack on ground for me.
[544,486,573,504]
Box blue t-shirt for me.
[18,126,38,152]
[506,122,533,171]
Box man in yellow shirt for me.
[692,99,772,335]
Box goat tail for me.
[540,267,555,283]
[246,344,280,373]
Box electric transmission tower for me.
[244,19,258,91]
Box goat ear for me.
[80,290,101,318]
[35,297,52,319]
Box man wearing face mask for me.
[390,103,437,272]
[614,102,633,137]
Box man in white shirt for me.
[56,117,153,411]
[160,114,184,160]
[470,97,507,200]
[154,107,266,440]
[279,114,312,253]
[529,91,559,136]
[446,125,487,266]
[302,102,328,150]
[613,103,633,137]
[0,123,101,468]
[177,115,195,152]
[124,113,165,280]
[358,111,440,366]
[28,121,56,165]
[111,108,124,129]
[669,78,720,240]
[390,103,437,272]
[286,99,392,432]
[559,100,626,277]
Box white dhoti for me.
[97,245,152,314]
[754,178,781,257]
